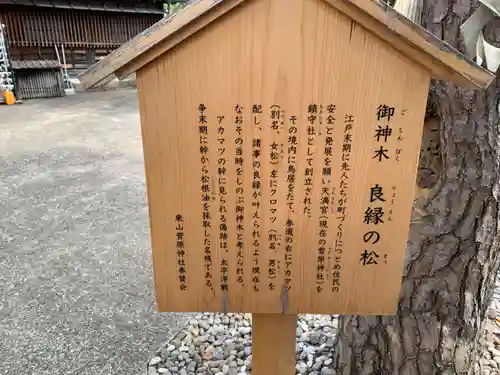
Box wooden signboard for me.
[136,20,431,315]
[79,0,494,373]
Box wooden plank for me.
[79,0,246,89]
[137,0,432,315]
[252,314,297,375]
[116,0,252,80]
[325,0,494,89]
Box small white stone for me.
[296,362,308,374]
[238,327,251,335]
[300,332,311,342]
[149,357,162,366]
[318,318,330,327]
[190,327,200,337]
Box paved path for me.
[0,90,189,375]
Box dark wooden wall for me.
[0,5,162,69]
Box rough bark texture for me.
[332,1,500,374]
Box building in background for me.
[0,0,165,74]
[0,0,178,99]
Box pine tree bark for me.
[332,1,500,374]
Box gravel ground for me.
[481,276,500,375]
[146,281,500,375]
[147,314,337,375]
[0,90,189,375]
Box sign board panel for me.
[137,0,430,315]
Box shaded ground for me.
[0,90,189,375]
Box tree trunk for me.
[332,1,500,374]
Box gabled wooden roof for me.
[79,0,496,90]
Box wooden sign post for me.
[80,0,494,373]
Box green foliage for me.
[167,2,184,13]
[154,0,185,14]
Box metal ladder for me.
[54,44,75,95]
